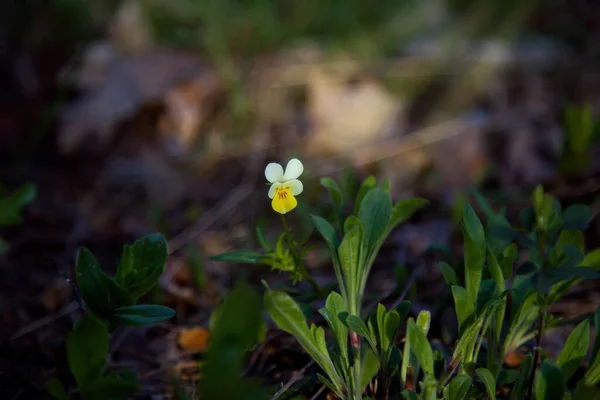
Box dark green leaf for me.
[76,247,134,318]
[511,353,533,400]
[80,370,139,400]
[556,320,590,380]
[563,204,592,230]
[463,203,486,253]
[358,188,392,254]
[401,390,420,400]
[396,301,411,322]
[476,280,499,315]
[517,261,539,276]
[256,226,272,252]
[464,231,485,308]
[582,249,600,268]
[318,291,348,366]
[201,285,269,400]
[452,285,475,335]
[265,290,342,392]
[338,220,362,313]
[115,233,168,299]
[446,374,471,400]
[209,251,266,264]
[67,314,108,387]
[45,378,69,400]
[111,305,175,326]
[520,207,536,233]
[440,261,460,287]
[535,360,566,400]
[360,346,380,391]
[321,177,343,210]
[387,198,429,232]
[0,183,36,226]
[311,215,340,249]
[354,175,377,215]
[406,320,434,376]
[476,368,497,400]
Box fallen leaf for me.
[40,278,72,312]
[178,327,211,353]
[59,46,209,154]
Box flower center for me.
[276,187,290,200]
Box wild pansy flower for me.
[265,158,304,214]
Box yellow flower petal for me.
[271,188,297,214]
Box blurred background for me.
[3,0,600,398]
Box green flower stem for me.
[280,214,321,295]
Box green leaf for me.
[440,261,460,287]
[256,226,272,252]
[446,375,471,400]
[535,360,566,400]
[111,304,175,326]
[338,220,363,314]
[402,390,420,400]
[265,290,342,393]
[311,215,340,249]
[354,175,377,215]
[346,314,377,352]
[115,233,168,299]
[209,250,266,264]
[396,301,411,322]
[0,183,36,226]
[80,369,140,400]
[463,203,486,251]
[582,249,600,268]
[360,346,380,391]
[358,188,393,254]
[321,177,344,210]
[556,320,590,380]
[452,285,475,335]
[67,314,108,387]
[318,291,348,367]
[563,204,592,230]
[45,378,69,400]
[387,198,429,232]
[476,368,497,400]
[406,320,434,376]
[383,310,401,353]
[76,247,134,318]
[463,203,486,302]
[511,354,533,400]
[201,285,268,400]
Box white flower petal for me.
[268,182,280,199]
[287,179,303,196]
[265,163,284,183]
[283,158,304,180]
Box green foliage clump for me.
[46,233,176,400]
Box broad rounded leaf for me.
[556,320,590,380]
[67,314,108,387]
[535,360,566,400]
[76,247,134,318]
[476,368,497,400]
[115,233,168,299]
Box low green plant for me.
[214,158,600,399]
[45,233,176,400]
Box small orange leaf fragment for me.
[178,327,211,353]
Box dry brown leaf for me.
[304,57,402,156]
[59,47,210,154]
[178,327,211,353]
[40,278,72,312]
